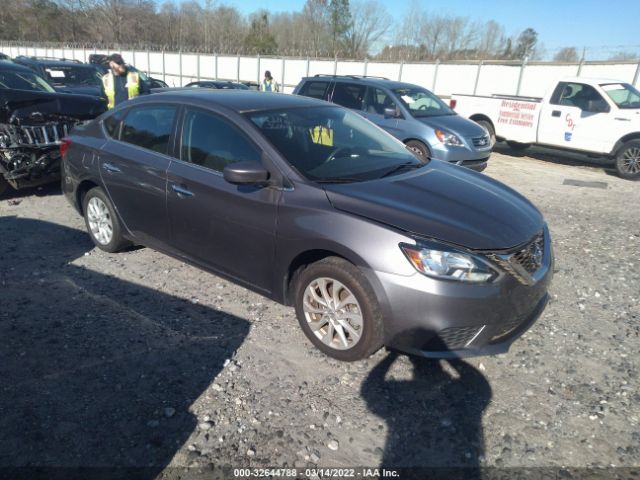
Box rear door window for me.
[120,104,177,155]
[330,82,366,110]
[299,81,330,100]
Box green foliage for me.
[329,0,351,55]
[513,28,538,60]
[244,11,278,55]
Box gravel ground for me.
[0,148,638,479]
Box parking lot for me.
[1,150,638,477]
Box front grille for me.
[487,231,545,285]
[471,135,491,147]
[512,232,545,274]
[17,122,75,146]
[434,325,482,350]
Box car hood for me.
[0,89,107,124]
[323,162,544,250]
[55,85,104,98]
[416,113,485,138]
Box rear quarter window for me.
[103,110,126,138]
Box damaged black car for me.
[0,62,106,197]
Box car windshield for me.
[0,70,56,92]
[393,87,455,117]
[44,66,102,87]
[247,106,425,183]
[600,83,640,109]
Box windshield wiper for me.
[380,162,424,178]
[314,177,364,184]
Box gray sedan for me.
[61,90,553,361]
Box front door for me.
[99,103,177,249]
[166,107,280,293]
[361,87,402,138]
[538,82,611,153]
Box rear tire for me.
[82,187,130,253]
[476,120,496,147]
[506,141,531,151]
[405,140,430,161]
[293,257,384,361]
[615,140,640,180]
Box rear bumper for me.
[60,156,82,214]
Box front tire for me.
[615,140,640,180]
[293,257,384,361]
[82,187,130,252]
[405,140,430,161]
[476,120,496,147]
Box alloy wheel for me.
[620,147,640,174]
[87,196,113,245]
[302,277,363,350]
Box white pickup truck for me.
[450,77,640,179]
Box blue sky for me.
[199,0,640,59]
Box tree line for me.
[0,0,633,61]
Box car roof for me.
[301,75,424,91]
[0,61,40,74]
[560,76,628,85]
[138,89,330,112]
[15,57,96,69]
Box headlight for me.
[435,129,464,146]
[400,243,498,283]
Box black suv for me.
[13,56,104,98]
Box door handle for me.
[102,162,121,173]
[171,184,194,198]
[551,110,561,117]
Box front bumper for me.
[429,139,492,169]
[377,229,554,358]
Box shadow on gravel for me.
[494,144,619,177]
[1,182,62,201]
[361,350,491,478]
[0,217,250,479]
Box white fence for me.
[2,43,640,98]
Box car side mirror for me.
[384,107,400,119]
[223,161,270,185]
[585,100,610,113]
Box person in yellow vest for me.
[261,70,279,93]
[102,53,145,109]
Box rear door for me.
[329,82,366,113]
[166,107,280,293]
[98,103,177,249]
